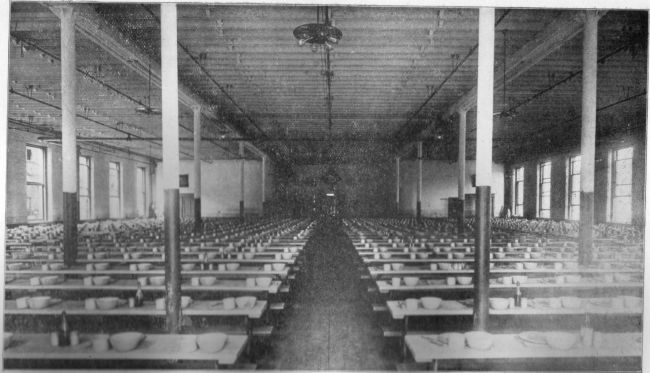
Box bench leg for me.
[401,317,409,362]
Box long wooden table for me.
[3,333,247,365]
[5,278,282,294]
[5,299,268,319]
[405,332,641,370]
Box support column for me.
[416,142,423,221]
[261,156,266,215]
[161,3,181,334]
[239,142,245,219]
[473,7,495,332]
[192,105,202,233]
[395,156,401,213]
[60,6,78,268]
[457,110,467,233]
[579,11,599,266]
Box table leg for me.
[245,316,252,357]
[402,316,409,361]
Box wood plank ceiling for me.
[7,3,647,165]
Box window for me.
[136,167,148,217]
[26,146,47,221]
[109,162,122,219]
[513,166,524,217]
[537,162,551,218]
[566,155,581,221]
[609,146,633,224]
[79,156,92,220]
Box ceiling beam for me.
[45,3,267,160]
[446,11,600,117]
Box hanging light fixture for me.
[293,6,342,53]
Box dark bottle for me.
[514,281,522,307]
[135,283,144,307]
[58,310,70,346]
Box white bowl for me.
[197,332,228,352]
[40,275,60,285]
[416,253,429,259]
[403,277,419,287]
[380,253,391,259]
[181,295,193,308]
[255,277,273,287]
[456,276,472,285]
[523,262,537,270]
[493,252,506,259]
[235,296,257,309]
[465,331,494,350]
[244,253,255,260]
[545,332,577,350]
[489,298,509,310]
[226,263,240,271]
[453,253,465,259]
[181,263,195,271]
[109,332,145,352]
[27,296,52,309]
[96,296,120,310]
[272,263,286,271]
[200,276,217,286]
[138,263,153,271]
[95,262,110,271]
[420,297,442,310]
[149,276,165,286]
[391,263,404,271]
[49,263,64,271]
[281,253,292,260]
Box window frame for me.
[512,166,524,217]
[108,161,122,219]
[78,155,93,220]
[25,145,47,222]
[566,155,581,221]
[136,166,148,217]
[537,161,552,219]
[608,146,634,224]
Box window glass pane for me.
[541,183,551,194]
[26,184,45,221]
[611,197,632,224]
[79,196,90,220]
[614,184,632,197]
[110,197,120,219]
[26,147,45,184]
[515,167,523,180]
[571,175,580,192]
[570,192,580,204]
[615,159,633,185]
[571,156,581,174]
[516,183,524,204]
[569,205,580,220]
[615,147,633,160]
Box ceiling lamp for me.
[135,61,161,115]
[293,6,342,52]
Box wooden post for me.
[240,142,245,219]
[60,6,78,268]
[579,11,599,266]
[416,142,423,221]
[262,155,266,215]
[473,7,495,332]
[396,156,401,212]
[457,109,467,232]
[161,3,181,334]
[193,105,202,233]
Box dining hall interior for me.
[1,1,648,371]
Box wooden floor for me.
[257,220,398,370]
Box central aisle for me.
[259,219,396,370]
